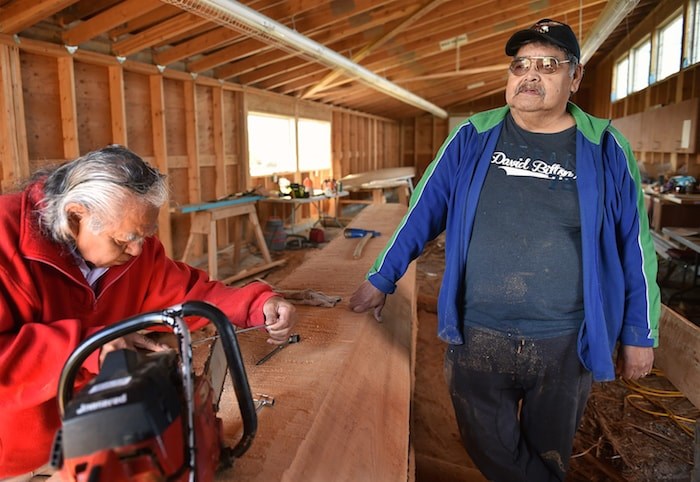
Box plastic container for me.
[263,217,287,251]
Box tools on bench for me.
[344,228,381,259]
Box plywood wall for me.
[0,33,401,261]
[399,115,448,180]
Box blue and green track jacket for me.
[367,103,660,382]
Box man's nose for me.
[124,240,143,256]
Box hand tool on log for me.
[256,333,301,365]
[353,233,374,259]
[253,394,275,413]
[192,324,268,345]
[344,228,381,259]
[343,228,381,238]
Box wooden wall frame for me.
[0,32,401,263]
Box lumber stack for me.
[217,203,417,481]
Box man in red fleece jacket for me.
[0,145,296,480]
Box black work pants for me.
[444,326,592,482]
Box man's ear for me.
[65,203,87,234]
[570,63,584,94]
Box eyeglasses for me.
[509,56,571,76]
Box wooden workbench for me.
[216,203,416,481]
[260,191,348,233]
[339,167,416,206]
[643,188,700,232]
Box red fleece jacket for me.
[0,183,276,476]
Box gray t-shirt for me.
[464,113,584,338]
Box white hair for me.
[36,145,168,245]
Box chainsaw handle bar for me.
[56,300,257,459]
[181,301,257,458]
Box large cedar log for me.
[217,204,416,481]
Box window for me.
[688,0,700,65]
[247,113,331,176]
[247,112,296,177]
[630,39,651,92]
[613,56,629,101]
[298,118,331,172]
[656,14,683,81]
[611,12,686,100]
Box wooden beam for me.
[212,86,226,198]
[216,0,417,83]
[57,56,79,159]
[239,90,251,195]
[56,0,121,26]
[62,0,162,47]
[302,0,449,99]
[0,43,29,192]
[108,5,179,40]
[303,0,602,97]
[212,85,227,247]
[655,305,700,409]
[149,74,173,257]
[112,12,210,57]
[183,81,201,204]
[153,27,240,66]
[188,37,267,73]
[108,65,127,145]
[193,0,385,75]
[0,0,79,35]
[183,80,203,259]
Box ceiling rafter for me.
[301,0,449,99]
[215,0,422,81]
[5,0,658,119]
[316,0,606,96]
[153,27,240,65]
[62,0,162,46]
[108,4,179,39]
[0,0,80,35]
[112,11,210,57]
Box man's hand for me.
[616,345,654,380]
[349,280,386,322]
[262,296,297,345]
[99,332,171,366]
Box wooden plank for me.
[108,65,127,144]
[112,12,210,57]
[174,196,264,214]
[216,203,415,481]
[0,43,29,192]
[183,81,203,258]
[57,56,79,159]
[153,27,239,66]
[655,305,700,409]
[302,0,448,99]
[212,86,226,199]
[149,74,173,257]
[62,0,162,47]
[0,0,79,35]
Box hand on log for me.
[348,280,386,322]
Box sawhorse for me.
[178,197,285,284]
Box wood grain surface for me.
[216,203,417,481]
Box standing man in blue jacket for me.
[349,19,660,481]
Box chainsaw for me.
[50,300,258,482]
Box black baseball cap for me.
[505,19,580,60]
